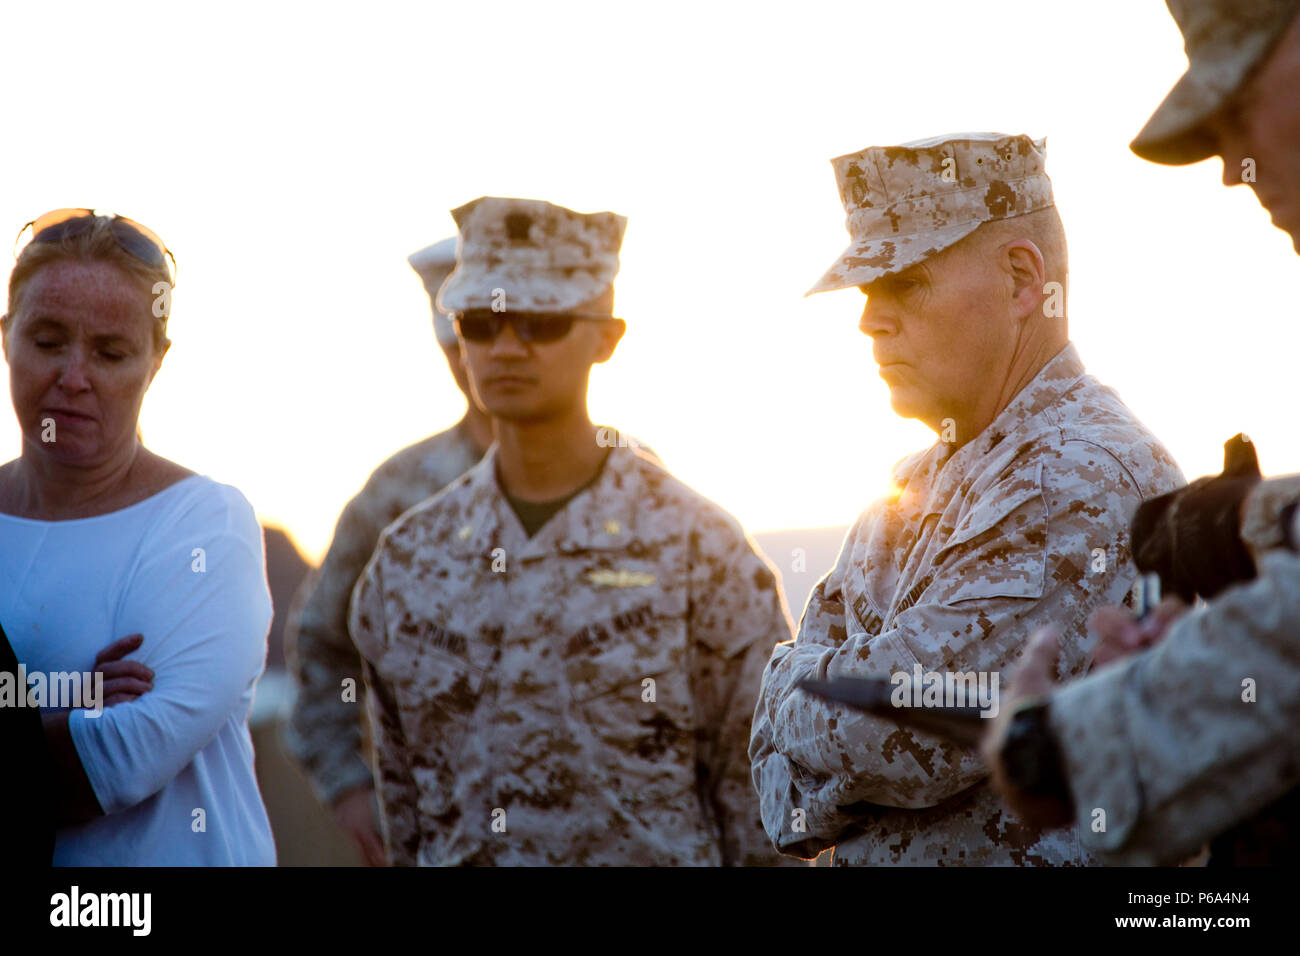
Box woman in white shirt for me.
[0,209,275,865]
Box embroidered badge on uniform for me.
[586,569,657,588]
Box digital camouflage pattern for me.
[284,420,485,804]
[349,441,803,866]
[408,236,460,348]
[806,132,1055,295]
[749,343,1186,865]
[1049,472,1300,865]
[437,197,627,315]
[1241,472,1300,553]
[1131,0,1300,164]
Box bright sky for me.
[2,0,1296,565]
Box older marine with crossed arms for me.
[749,132,1186,865]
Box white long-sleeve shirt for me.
[1,474,275,865]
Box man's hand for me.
[1089,597,1187,669]
[985,601,1189,827]
[332,786,386,866]
[983,626,1073,829]
[92,634,154,707]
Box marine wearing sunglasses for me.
[451,298,626,431]
[452,309,622,344]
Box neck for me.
[942,330,1067,450]
[12,439,142,519]
[494,405,606,502]
[463,403,494,455]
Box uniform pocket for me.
[563,607,696,816]
[397,645,489,816]
[932,463,1048,603]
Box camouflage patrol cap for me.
[806,132,1054,296]
[436,197,627,314]
[408,236,459,348]
[1132,0,1300,165]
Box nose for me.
[858,294,896,338]
[1217,132,1249,189]
[1221,155,1243,189]
[488,318,530,358]
[56,349,92,393]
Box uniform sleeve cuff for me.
[315,758,376,807]
[755,752,839,860]
[1047,661,1145,855]
[1241,475,1300,557]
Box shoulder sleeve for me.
[284,473,392,803]
[750,510,868,858]
[685,503,800,865]
[69,481,271,814]
[1242,474,1300,556]
[1050,547,1300,864]
[349,556,420,865]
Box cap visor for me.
[805,221,983,296]
[1130,68,1230,165]
[1131,27,1281,166]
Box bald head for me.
[969,206,1070,315]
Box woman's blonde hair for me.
[3,215,172,354]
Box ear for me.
[591,319,626,364]
[1003,239,1047,322]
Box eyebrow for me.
[24,317,67,334]
[24,318,136,346]
[861,268,923,294]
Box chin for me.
[887,388,926,422]
[484,399,548,424]
[29,436,100,464]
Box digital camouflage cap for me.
[408,236,458,348]
[437,197,627,315]
[806,132,1054,295]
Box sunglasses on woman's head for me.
[14,208,176,285]
[453,311,614,344]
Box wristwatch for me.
[1001,701,1075,814]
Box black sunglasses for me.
[453,311,616,344]
[14,208,176,286]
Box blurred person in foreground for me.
[1,618,56,864]
[350,196,799,865]
[987,0,1300,866]
[0,209,274,864]
[284,236,491,866]
[749,133,1185,865]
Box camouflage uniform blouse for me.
[750,343,1185,865]
[350,442,801,866]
